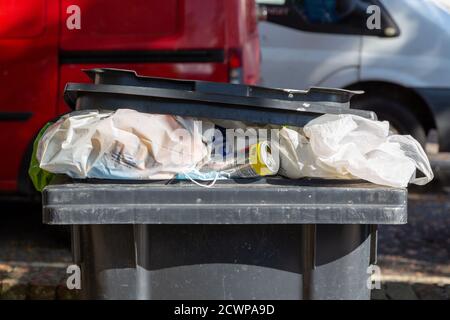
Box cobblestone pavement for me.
[0,199,76,299]
[371,185,450,300]
[0,185,449,300]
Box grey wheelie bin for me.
[43,178,406,300]
[42,69,408,300]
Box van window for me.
[257,0,399,37]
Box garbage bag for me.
[278,114,434,188]
[28,122,56,191]
[37,109,208,180]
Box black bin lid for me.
[64,68,375,127]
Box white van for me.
[257,0,450,151]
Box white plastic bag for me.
[37,109,208,180]
[278,114,434,188]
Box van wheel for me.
[351,96,427,146]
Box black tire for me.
[351,96,427,146]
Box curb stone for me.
[384,282,418,300]
[56,284,81,300]
[370,286,388,300]
[413,283,449,300]
[0,280,28,300]
[28,284,56,300]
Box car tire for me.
[351,95,427,147]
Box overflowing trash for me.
[27,68,435,190]
[30,107,433,190]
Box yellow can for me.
[226,141,280,178]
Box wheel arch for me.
[345,81,437,133]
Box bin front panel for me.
[43,179,407,225]
[74,224,373,300]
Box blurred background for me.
[0,0,449,300]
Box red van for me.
[0,0,260,194]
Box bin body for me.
[73,224,372,300]
[43,178,407,300]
